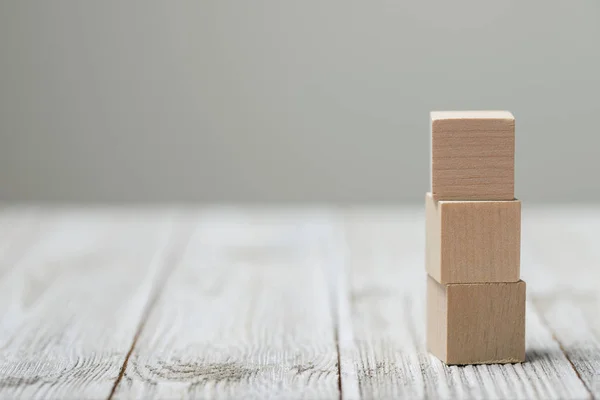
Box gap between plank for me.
[335,325,343,400]
[530,297,594,400]
[107,216,195,400]
[325,220,344,400]
[327,217,361,400]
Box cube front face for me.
[427,276,526,365]
[431,111,515,200]
[425,193,521,284]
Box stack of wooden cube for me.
[426,111,526,365]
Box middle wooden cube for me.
[425,192,521,284]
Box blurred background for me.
[1,1,599,204]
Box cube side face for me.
[445,281,526,365]
[439,200,521,283]
[426,276,448,362]
[431,114,515,200]
[425,193,442,282]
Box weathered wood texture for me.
[0,209,188,399]
[339,209,593,399]
[522,208,600,398]
[112,211,340,399]
[0,207,41,277]
[0,207,597,399]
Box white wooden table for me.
[0,206,598,399]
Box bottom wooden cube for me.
[427,276,526,365]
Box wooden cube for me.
[425,193,520,284]
[431,111,515,200]
[427,276,526,365]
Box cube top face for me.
[430,111,515,200]
[431,110,514,121]
[427,276,526,365]
[425,193,521,284]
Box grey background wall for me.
[1,1,599,203]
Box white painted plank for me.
[0,206,596,399]
[113,210,340,399]
[338,208,590,399]
[0,207,40,276]
[325,220,361,400]
[523,208,600,398]
[0,208,30,245]
[0,209,185,399]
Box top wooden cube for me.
[431,111,515,200]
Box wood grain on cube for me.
[426,192,521,284]
[427,276,526,365]
[426,269,447,361]
[431,111,515,200]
